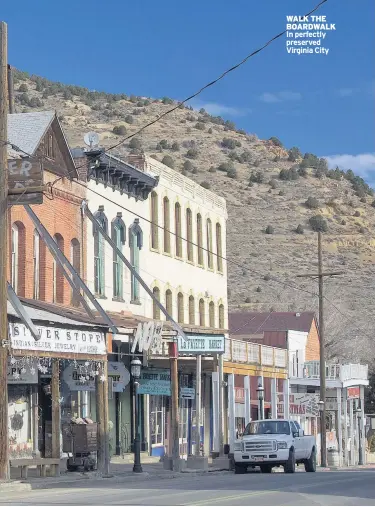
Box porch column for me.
[349,398,355,465]
[203,374,211,456]
[51,359,61,476]
[283,378,290,419]
[144,394,150,455]
[218,354,224,455]
[343,388,348,466]
[360,385,365,465]
[195,355,202,456]
[228,374,235,452]
[271,378,277,419]
[32,385,40,457]
[211,371,220,453]
[337,387,343,467]
[244,376,251,426]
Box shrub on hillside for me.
[227,167,238,179]
[200,181,211,189]
[249,171,264,184]
[269,179,278,189]
[208,128,213,134]
[222,138,237,149]
[305,196,320,209]
[171,141,180,151]
[269,136,283,147]
[129,95,138,103]
[195,122,205,131]
[245,297,251,303]
[309,215,328,232]
[354,210,361,217]
[256,286,262,292]
[288,147,302,162]
[279,167,299,181]
[162,97,174,105]
[157,139,169,150]
[265,225,274,234]
[183,160,194,172]
[125,114,134,124]
[18,83,28,92]
[298,166,308,177]
[296,224,304,234]
[192,168,198,174]
[278,190,285,196]
[162,155,175,168]
[129,137,142,149]
[113,125,127,136]
[209,166,216,173]
[217,161,234,173]
[186,148,198,159]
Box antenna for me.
[84,131,100,149]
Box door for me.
[290,421,304,459]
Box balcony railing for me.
[149,337,288,370]
[291,360,368,382]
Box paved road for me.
[1,469,375,505]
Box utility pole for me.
[0,21,9,482]
[168,342,180,469]
[297,231,344,468]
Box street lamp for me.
[256,383,265,420]
[131,357,143,473]
[355,405,364,465]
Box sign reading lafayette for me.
[62,362,130,392]
[8,158,43,205]
[131,321,163,354]
[177,334,225,355]
[137,368,171,396]
[9,322,106,356]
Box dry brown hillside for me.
[12,70,375,365]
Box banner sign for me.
[137,368,171,396]
[9,322,106,356]
[347,387,360,399]
[62,362,130,392]
[177,334,225,355]
[235,387,245,404]
[8,158,43,205]
[131,321,163,354]
[277,393,320,417]
[7,357,38,384]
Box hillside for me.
[11,70,375,365]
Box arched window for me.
[129,219,143,303]
[209,301,215,328]
[112,214,126,300]
[163,197,171,254]
[151,191,159,250]
[93,207,108,297]
[11,222,26,297]
[175,203,182,257]
[199,298,205,327]
[186,208,193,262]
[206,218,213,269]
[165,289,173,317]
[219,304,225,329]
[52,233,64,303]
[33,230,40,299]
[70,238,80,307]
[11,224,19,293]
[188,296,195,325]
[197,214,203,266]
[177,292,184,323]
[216,223,223,272]
[153,287,161,319]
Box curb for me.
[0,481,32,493]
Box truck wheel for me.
[260,465,273,473]
[284,450,296,473]
[304,448,316,472]
[234,464,247,474]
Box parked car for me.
[233,419,316,474]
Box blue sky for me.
[3,0,375,181]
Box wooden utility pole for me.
[95,370,105,475]
[0,21,9,482]
[169,342,180,466]
[51,359,61,476]
[7,65,14,114]
[297,231,344,468]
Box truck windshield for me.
[243,421,290,435]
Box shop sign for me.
[7,358,38,384]
[235,387,245,404]
[62,362,130,392]
[325,397,338,411]
[8,158,43,205]
[137,368,171,396]
[347,387,360,399]
[131,321,163,354]
[180,387,195,400]
[9,322,106,356]
[177,334,225,355]
[277,393,319,417]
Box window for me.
[93,208,107,297]
[11,224,19,293]
[112,214,126,300]
[70,238,80,306]
[177,292,184,323]
[209,301,215,328]
[216,223,223,272]
[219,304,225,329]
[151,192,159,250]
[150,396,164,445]
[45,133,55,159]
[129,219,143,303]
[175,203,182,257]
[153,287,161,319]
[163,197,171,253]
[52,233,64,303]
[33,230,40,299]
[188,296,195,325]
[165,289,173,316]
[197,214,203,266]
[199,298,205,327]
[186,208,193,262]
[206,219,213,269]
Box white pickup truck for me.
[233,419,316,474]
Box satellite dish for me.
[84,132,100,149]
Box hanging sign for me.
[180,387,195,400]
[235,387,245,404]
[131,321,163,354]
[177,334,225,355]
[62,362,130,392]
[347,387,360,399]
[277,393,320,417]
[7,158,44,205]
[7,357,38,384]
[137,368,171,396]
[9,322,106,355]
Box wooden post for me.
[32,385,40,457]
[102,361,110,476]
[195,354,201,456]
[95,368,105,474]
[0,20,9,482]
[7,64,13,114]
[51,359,61,476]
[169,342,179,464]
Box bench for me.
[10,458,62,479]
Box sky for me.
[2,0,375,182]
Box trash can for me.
[327,448,340,467]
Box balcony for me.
[290,360,368,387]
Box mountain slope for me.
[12,70,375,365]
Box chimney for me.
[127,154,146,172]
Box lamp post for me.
[131,357,143,473]
[257,383,265,420]
[355,405,364,465]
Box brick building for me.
[7,111,86,306]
